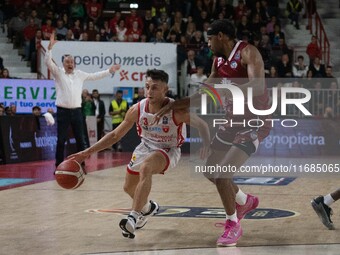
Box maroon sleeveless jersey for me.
[213,41,271,142]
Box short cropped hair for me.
[146,69,169,84]
[207,19,236,39]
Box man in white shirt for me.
[292,55,309,78]
[45,31,120,167]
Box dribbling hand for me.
[67,151,89,165]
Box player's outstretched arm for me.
[68,105,138,163]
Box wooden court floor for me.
[0,151,339,255]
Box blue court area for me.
[0,178,34,187]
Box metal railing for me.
[307,8,331,65]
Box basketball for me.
[55,160,85,189]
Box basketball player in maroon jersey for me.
[155,19,271,246]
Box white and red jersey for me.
[136,98,186,150]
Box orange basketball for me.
[55,160,85,189]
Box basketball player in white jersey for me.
[69,69,210,239]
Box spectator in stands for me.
[150,29,165,43]
[236,15,251,40]
[186,49,200,76]
[27,9,42,28]
[143,10,157,34]
[167,30,179,44]
[306,35,321,64]
[293,55,309,78]
[0,56,4,70]
[269,23,285,47]
[86,0,103,24]
[303,69,314,89]
[309,57,326,78]
[160,21,171,40]
[41,10,55,27]
[189,30,205,51]
[249,13,263,36]
[61,12,72,29]
[0,105,5,116]
[1,68,11,79]
[156,11,171,28]
[69,0,85,23]
[2,0,15,29]
[82,89,95,147]
[7,10,26,47]
[109,90,128,152]
[266,65,280,88]
[70,19,83,40]
[56,0,70,14]
[266,15,278,34]
[184,21,196,41]
[91,89,106,141]
[32,106,42,117]
[325,66,338,88]
[286,0,303,29]
[55,19,68,40]
[41,18,55,40]
[125,9,144,31]
[126,20,143,42]
[188,65,207,95]
[276,53,292,77]
[196,10,210,32]
[213,0,234,20]
[30,29,42,72]
[116,19,128,42]
[145,22,156,42]
[253,35,271,71]
[23,18,38,61]
[21,1,33,19]
[109,11,121,33]
[65,29,75,41]
[311,80,326,116]
[324,81,340,118]
[10,104,16,115]
[99,20,113,41]
[85,20,98,41]
[5,107,13,116]
[133,88,146,104]
[234,0,249,25]
[172,11,186,33]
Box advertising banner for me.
[0,116,76,164]
[40,41,178,94]
[0,79,56,114]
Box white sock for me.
[129,210,141,221]
[324,194,335,206]
[141,201,151,214]
[235,189,247,205]
[226,212,238,223]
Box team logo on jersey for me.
[230,61,238,69]
[217,57,225,67]
[162,126,170,133]
[234,51,240,60]
[162,116,169,124]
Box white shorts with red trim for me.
[127,142,181,175]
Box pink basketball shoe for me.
[216,220,243,246]
[236,194,259,220]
